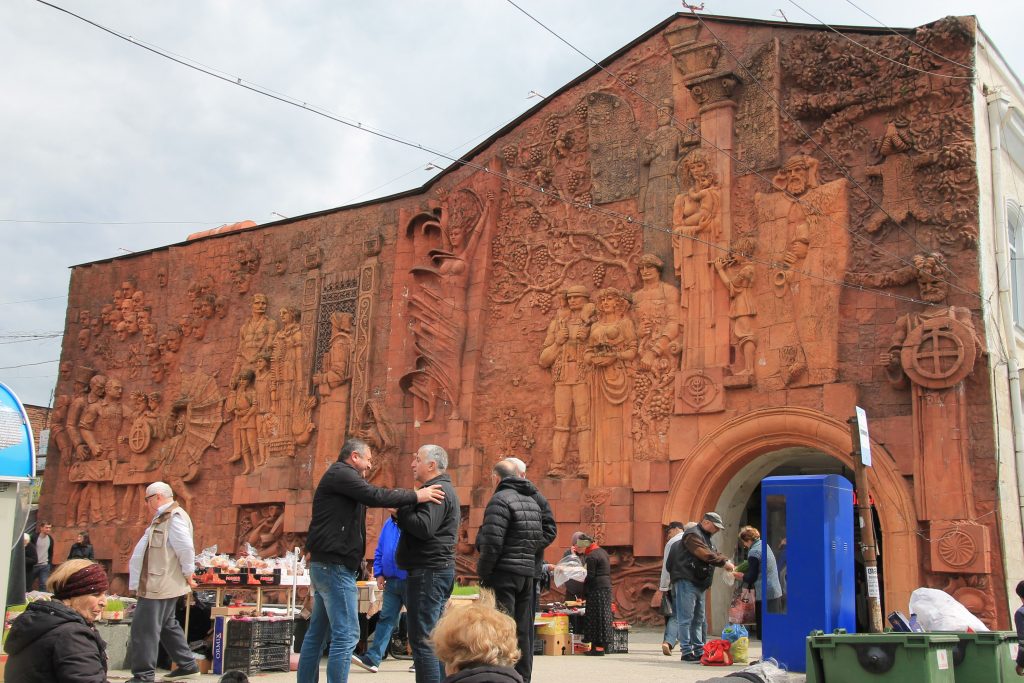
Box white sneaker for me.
[351,654,379,673]
[408,664,416,672]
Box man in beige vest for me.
[127,481,199,681]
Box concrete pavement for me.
[110,628,806,682]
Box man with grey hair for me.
[396,444,461,683]
[477,460,554,683]
[127,481,199,681]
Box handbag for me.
[728,587,756,624]
[659,590,673,617]
[700,638,733,666]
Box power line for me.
[0,295,67,306]
[0,219,220,225]
[506,0,979,302]
[787,0,974,80]
[37,0,949,308]
[841,0,974,73]
[0,359,60,370]
[684,10,977,298]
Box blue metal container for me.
[761,474,856,672]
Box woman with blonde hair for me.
[733,526,783,639]
[3,559,111,682]
[430,589,523,683]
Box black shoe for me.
[161,666,200,681]
[681,653,701,663]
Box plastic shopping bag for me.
[701,638,733,666]
[728,587,756,624]
[552,554,587,587]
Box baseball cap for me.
[703,512,725,529]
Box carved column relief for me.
[350,237,382,431]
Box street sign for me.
[855,405,871,467]
[0,382,36,482]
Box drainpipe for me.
[985,90,1024,534]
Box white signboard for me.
[855,406,871,467]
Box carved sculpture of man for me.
[713,237,758,378]
[312,311,354,483]
[673,149,723,370]
[77,328,91,351]
[640,99,684,238]
[74,374,108,525]
[235,293,277,374]
[539,285,596,477]
[226,369,259,474]
[64,366,95,525]
[585,287,637,486]
[80,377,125,522]
[253,353,275,465]
[863,119,933,233]
[243,504,286,558]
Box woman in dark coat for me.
[3,559,110,683]
[67,531,95,560]
[576,534,614,655]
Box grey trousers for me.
[130,596,195,681]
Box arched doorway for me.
[663,406,919,631]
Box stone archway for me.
[663,406,919,621]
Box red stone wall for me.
[39,13,1005,624]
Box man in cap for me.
[538,285,595,477]
[667,512,735,663]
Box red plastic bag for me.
[728,587,756,624]
[701,638,733,666]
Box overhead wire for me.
[787,0,973,81]
[0,295,67,306]
[0,359,60,370]
[0,219,219,225]
[36,0,946,307]
[840,0,974,73]
[684,6,979,299]
[505,0,979,302]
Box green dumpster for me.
[806,630,960,683]
[933,631,1019,682]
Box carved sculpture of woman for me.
[585,287,637,487]
[401,189,495,422]
[673,150,723,370]
[312,311,354,483]
[271,306,305,441]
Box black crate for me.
[534,637,545,655]
[222,643,290,674]
[226,618,294,646]
[608,628,629,654]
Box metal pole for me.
[849,416,883,633]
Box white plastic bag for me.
[552,554,587,587]
[909,587,988,632]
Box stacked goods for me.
[536,613,571,656]
[194,545,306,586]
[609,621,630,654]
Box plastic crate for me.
[806,630,959,682]
[608,628,629,654]
[222,643,290,674]
[226,618,294,646]
[533,636,545,655]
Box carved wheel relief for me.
[901,316,976,389]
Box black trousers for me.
[490,573,536,683]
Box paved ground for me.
[110,628,806,682]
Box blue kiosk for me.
[760,474,856,672]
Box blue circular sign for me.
[0,382,35,482]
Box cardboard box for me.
[540,633,570,656]
[536,614,569,635]
[211,605,258,618]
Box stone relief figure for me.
[585,287,637,486]
[848,252,982,529]
[235,293,278,375]
[253,353,276,465]
[863,119,933,233]
[354,398,399,489]
[64,367,96,525]
[401,188,495,422]
[241,504,286,558]
[630,255,681,460]
[270,305,315,447]
[312,311,354,483]
[71,374,109,525]
[538,285,596,478]
[713,236,758,379]
[159,372,225,511]
[673,149,722,370]
[226,369,259,474]
[640,100,684,257]
[754,153,848,387]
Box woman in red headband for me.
[3,559,111,683]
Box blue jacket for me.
[374,517,407,580]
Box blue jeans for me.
[406,567,455,683]
[364,577,407,665]
[31,563,50,591]
[673,579,706,657]
[662,590,678,646]
[298,562,359,683]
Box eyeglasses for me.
[145,494,157,501]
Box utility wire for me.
[684,9,977,297]
[0,359,60,370]
[788,0,973,80]
[0,219,219,225]
[841,0,974,73]
[37,0,947,308]
[0,295,67,306]
[506,0,979,301]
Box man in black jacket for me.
[477,460,555,683]
[297,438,445,683]
[396,444,461,683]
[667,512,735,663]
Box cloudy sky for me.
[2,0,1022,408]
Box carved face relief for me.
[199,296,215,319]
[89,374,107,398]
[106,379,123,401]
[156,269,168,288]
[90,317,103,337]
[59,361,72,381]
[150,362,166,383]
[567,294,588,311]
[214,296,228,319]
[165,330,182,353]
[120,282,135,300]
[79,310,91,326]
[279,308,293,325]
[77,328,91,350]
[252,294,268,316]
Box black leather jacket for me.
[396,473,461,570]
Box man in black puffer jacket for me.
[477,460,555,683]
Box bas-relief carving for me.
[401,188,496,423]
[270,306,316,450]
[734,39,780,173]
[539,286,595,477]
[353,398,398,489]
[238,503,286,558]
[713,237,758,382]
[639,99,686,263]
[312,311,354,484]
[587,92,640,204]
[753,155,848,388]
